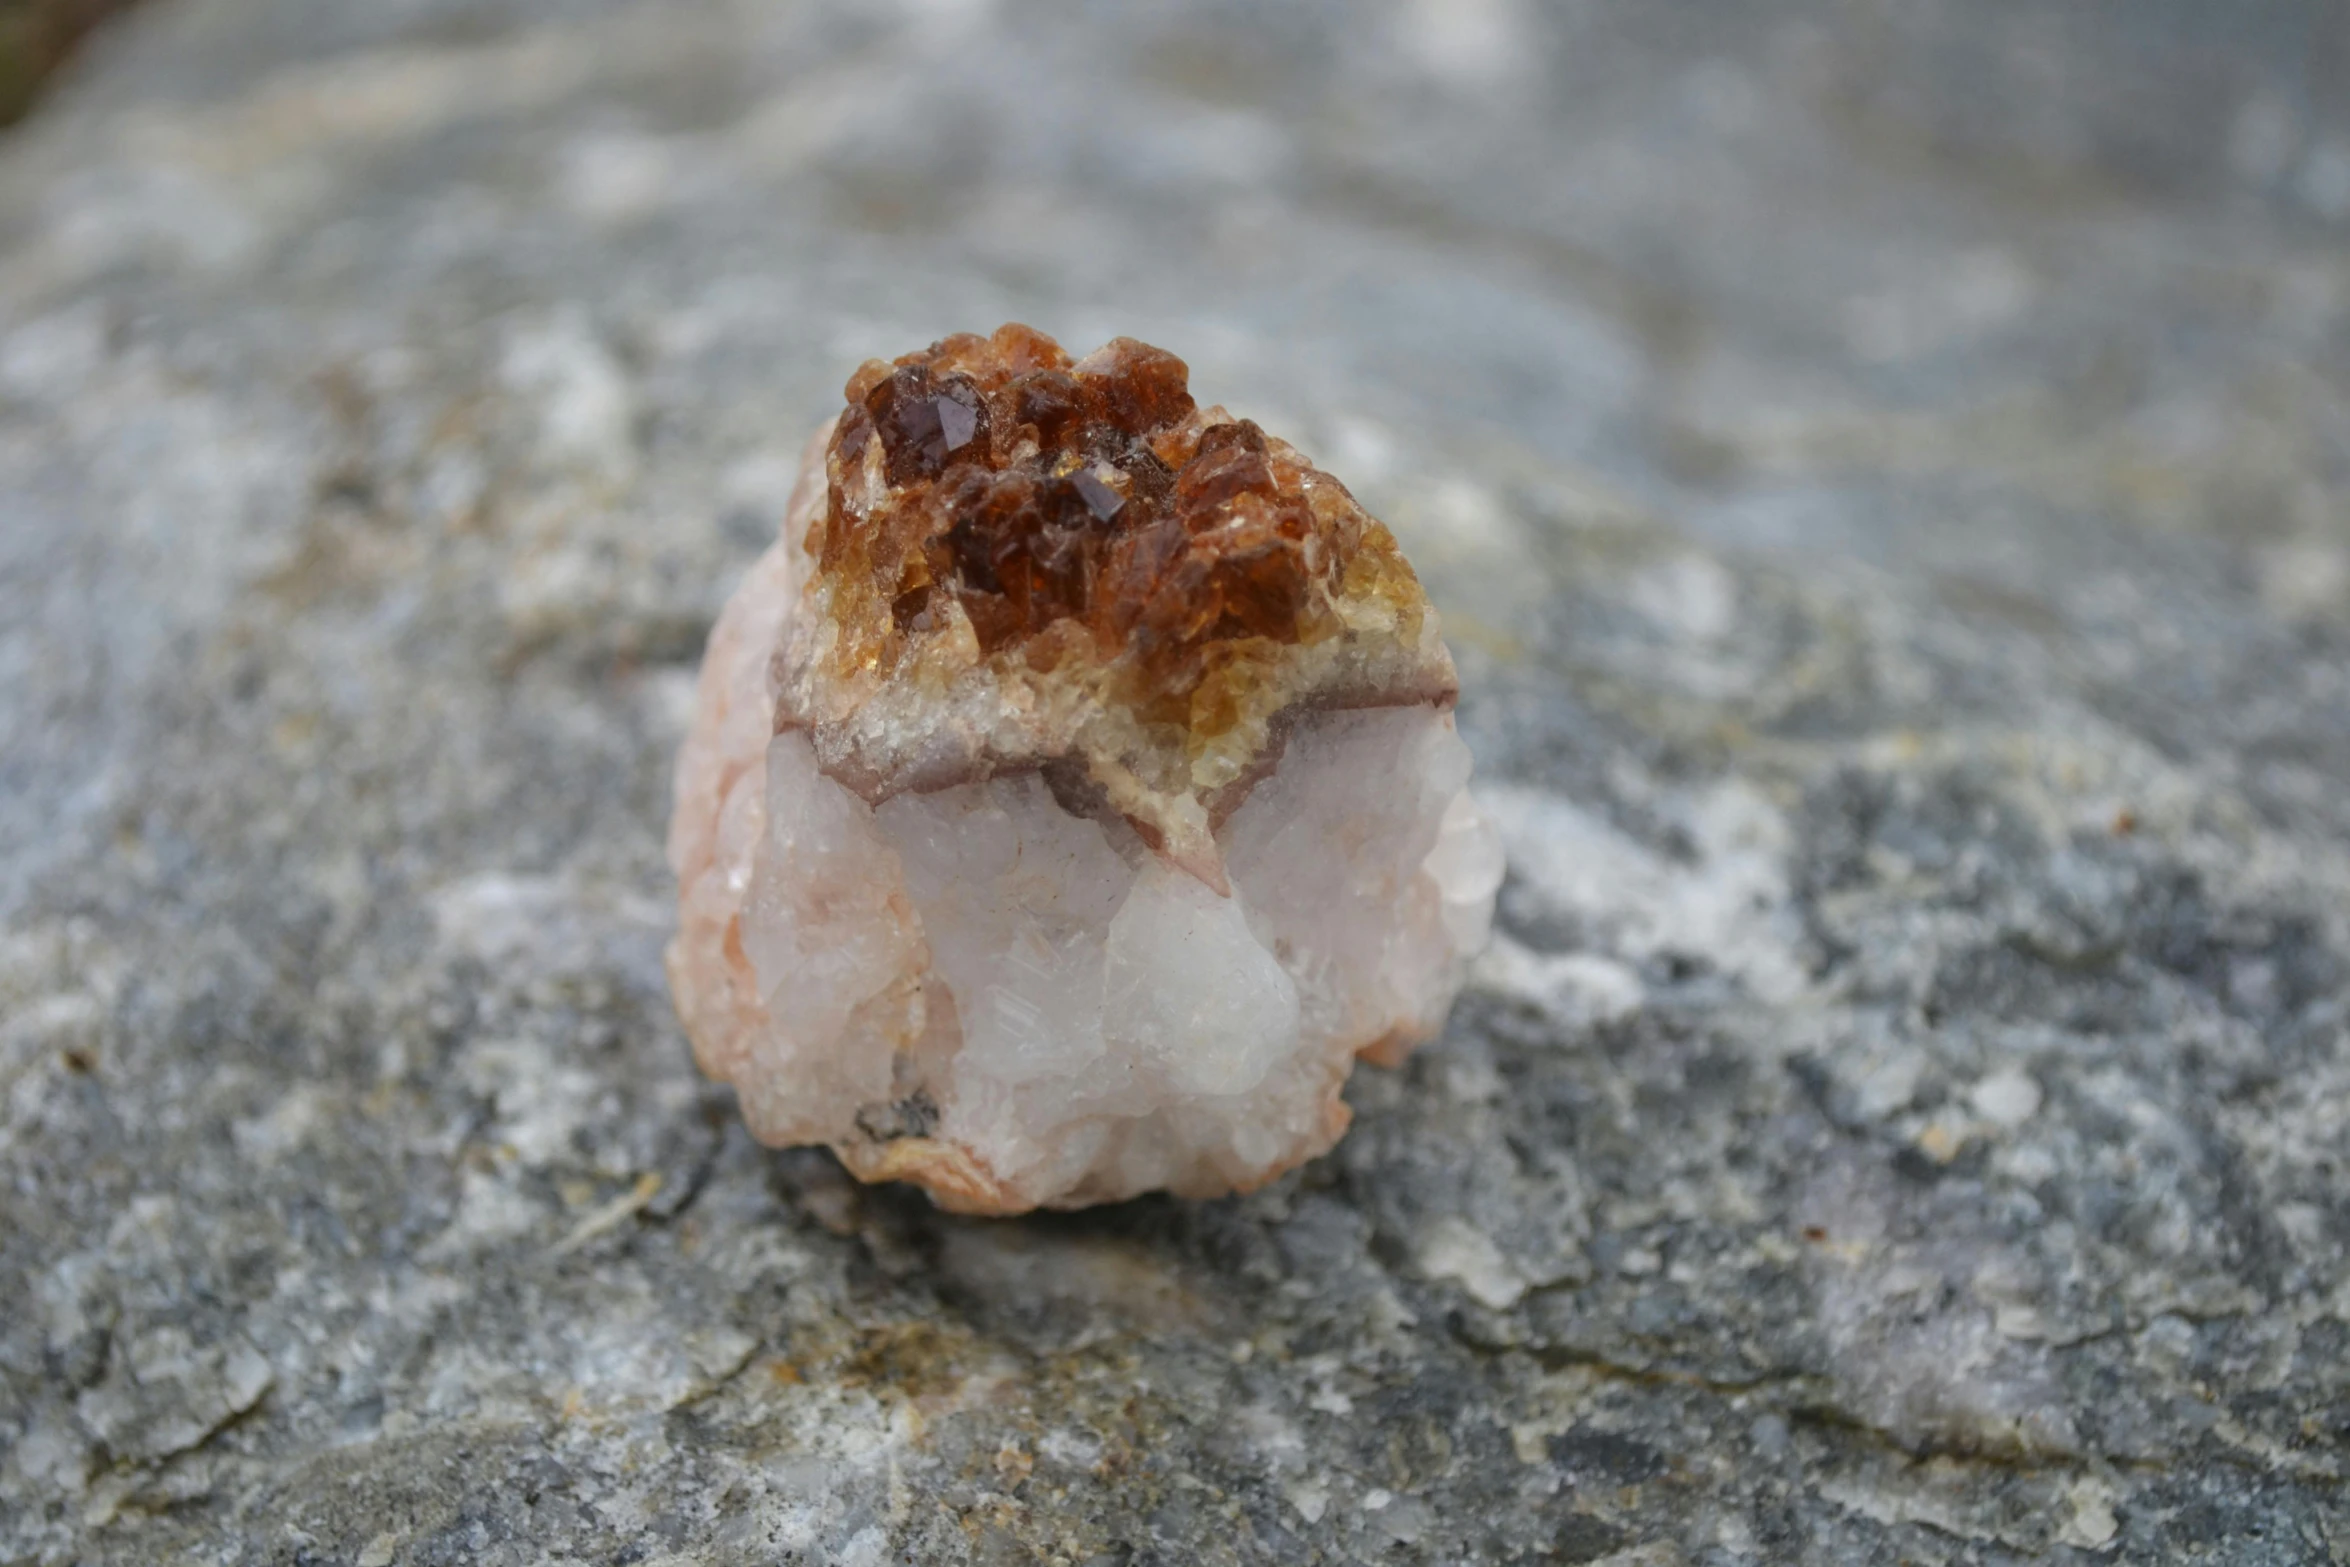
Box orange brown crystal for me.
[671,335,1498,1215]
[810,324,1420,731]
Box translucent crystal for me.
[667,327,1501,1211]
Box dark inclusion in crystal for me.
[864,365,989,486]
[819,324,1346,680]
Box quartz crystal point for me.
[666,325,1502,1212]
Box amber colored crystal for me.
[668,317,1495,1216]
[809,325,1415,725]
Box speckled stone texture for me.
[3,1,2348,1563]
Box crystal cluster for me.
[667,326,1500,1212]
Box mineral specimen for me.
[667,325,1501,1212]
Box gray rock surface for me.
[4,1,2349,1561]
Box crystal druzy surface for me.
[668,326,1501,1212]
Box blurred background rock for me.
[0,0,138,126]
[1,2,2347,1564]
